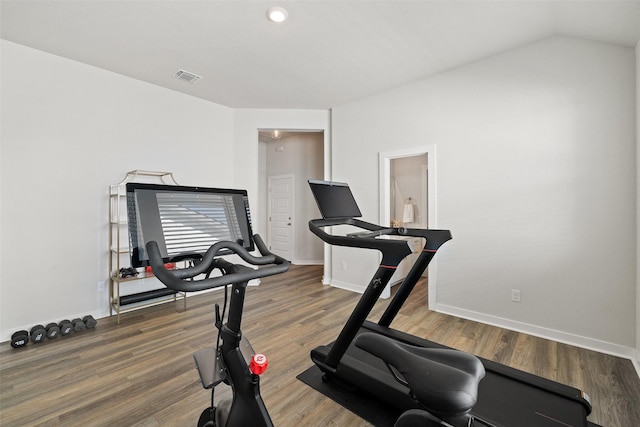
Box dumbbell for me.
[11,330,29,348]
[58,319,73,336]
[45,322,61,339]
[83,315,97,329]
[71,318,86,332]
[30,325,46,344]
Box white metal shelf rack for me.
[109,170,186,324]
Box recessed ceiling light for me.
[267,6,288,23]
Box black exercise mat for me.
[297,365,401,427]
[297,365,603,427]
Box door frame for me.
[379,145,438,308]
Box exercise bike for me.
[125,183,290,426]
[146,236,290,427]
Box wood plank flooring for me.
[1,265,639,426]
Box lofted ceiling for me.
[2,1,639,109]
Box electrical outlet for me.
[511,289,521,303]
[341,261,348,271]
[97,281,105,292]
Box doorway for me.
[389,156,428,229]
[379,146,437,307]
[258,130,324,265]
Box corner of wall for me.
[636,39,640,365]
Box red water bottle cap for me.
[249,353,268,375]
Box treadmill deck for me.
[311,322,591,427]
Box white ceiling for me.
[2,1,639,109]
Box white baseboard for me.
[292,259,323,265]
[436,303,638,363]
[328,279,366,294]
[632,348,640,378]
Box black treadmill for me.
[307,179,592,427]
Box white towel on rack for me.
[403,201,414,223]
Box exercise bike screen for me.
[308,180,362,219]
[126,183,254,267]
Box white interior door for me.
[268,174,294,261]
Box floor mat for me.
[297,365,401,426]
[297,365,603,427]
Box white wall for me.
[636,40,640,371]
[0,40,234,340]
[0,42,332,341]
[2,36,636,360]
[331,37,637,354]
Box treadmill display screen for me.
[308,180,362,219]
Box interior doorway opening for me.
[258,130,324,264]
[379,146,437,306]
[389,155,429,230]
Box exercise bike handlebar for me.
[146,234,290,292]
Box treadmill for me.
[307,179,593,427]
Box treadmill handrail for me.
[309,217,413,267]
[309,218,452,259]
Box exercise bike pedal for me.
[194,348,227,389]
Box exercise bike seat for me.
[355,333,485,417]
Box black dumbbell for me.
[45,322,60,339]
[30,325,46,344]
[58,319,73,336]
[11,330,29,348]
[71,318,86,332]
[83,315,97,329]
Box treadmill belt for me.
[304,322,597,427]
[474,371,588,427]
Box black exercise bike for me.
[146,235,290,427]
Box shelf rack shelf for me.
[109,170,186,324]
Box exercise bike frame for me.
[214,263,272,427]
[146,236,290,427]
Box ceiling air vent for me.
[172,69,202,84]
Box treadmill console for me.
[308,179,362,219]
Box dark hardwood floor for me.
[1,265,639,426]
